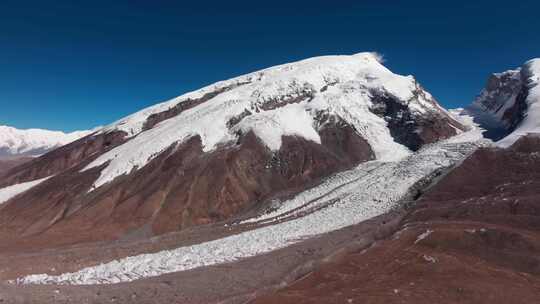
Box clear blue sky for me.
[1,0,539,132]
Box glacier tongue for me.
[19,128,489,285]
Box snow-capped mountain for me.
[0,52,466,247]
[85,52,464,189]
[0,125,93,157]
[463,58,540,146]
[3,52,535,304]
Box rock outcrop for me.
[464,58,540,145]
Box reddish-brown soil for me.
[0,156,33,179]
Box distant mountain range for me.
[0,125,93,157]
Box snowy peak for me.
[85,52,463,189]
[502,58,540,146]
[472,68,522,123]
[0,125,93,156]
[0,53,477,273]
[466,58,540,146]
[100,53,447,138]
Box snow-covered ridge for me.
[466,58,540,147]
[84,52,455,189]
[0,176,51,205]
[498,58,540,147]
[0,125,93,156]
[19,127,488,285]
[472,68,522,122]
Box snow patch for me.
[0,177,51,205]
[232,103,321,150]
[414,229,433,244]
[422,254,437,263]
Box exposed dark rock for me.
[142,82,251,131]
[315,112,375,162]
[251,82,316,112]
[480,70,522,115]
[501,84,529,131]
[226,109,252,129]
[369,87,462,151]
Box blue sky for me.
[1,0,539,132]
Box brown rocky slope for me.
[0,156,32,179]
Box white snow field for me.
[498,58,540,147]
[84,52,455,189]
[0,125,92,156]
[18,129,489,285]
[0,176,51,205]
